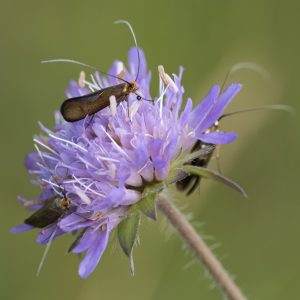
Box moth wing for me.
[61,83,127,122]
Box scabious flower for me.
[13,47,243,278]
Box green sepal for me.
[182,165,247,197]
[135,191,158,221]
[117,212,141,275]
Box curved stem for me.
[157,195,247,300]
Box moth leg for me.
[215,144,222,174]
[187,176,200,196]
[85,114,95,129]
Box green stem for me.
[157,195,247,300]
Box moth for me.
[61,81,142,122]
[176,123,218,195]
[176,103,288,195]
[24,196,71,228]
[176,141,215,195]
[55,20,149,122]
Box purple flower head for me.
[14,47,243,278]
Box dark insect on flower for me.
[13,20,248,278]
[176,100,292,195]
[60,81,142,122]
[176,118,221,195]
[176,140,215,195]
[24,196,71,228]
[56,20,149,123]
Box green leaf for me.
[136,191,157,220]
[182,165,247,197]
[118,212,141,274]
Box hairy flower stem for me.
[157,195,247,300]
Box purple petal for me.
[105,187,124,206]
[164,137,178,160]
[108,60,124,85]
[65,80,90,98]
[198,131,237,144]
[121,189,141,206]
[72,228,99,253]
[10,224,34,234]
[152,158,167,169]
[58,214,94,232]
[198,83,242,132]
[139,163,154,182]
[36,225,64,244]
[189,85,220,129]
[24,152,40,170]
[134,144,149,169]
[180,98,193,127]
[155,162,170,181]
[150,139,163,158]
[125,170,143,186]
[79,229,109,278]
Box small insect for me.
[176,103,291,195]
[60,80,142,122]
[176,61,284,195]
[22,177,73,276]
[44,20,149,123]
[176,124,217,195]
[24,196,71,228]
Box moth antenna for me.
[41,58,130,84]
[36,227,58,277]
[220,62,271,93]
[219,104,294,120]
[114,20,140,82]
[141,98,153,102]
[135,93,152,102]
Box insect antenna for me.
[41,58,130,84]
[216,104,292,174]
[220,61,270,93]
[114,20,140,82]
[219,104,293,120]
[135,91,153,102]
[36,227,58,277]
[216,62,272,172]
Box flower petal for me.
[198,131,237,144]
[72,228,99,253]
[10,224,34,233]
[189,85,220,130]
[58,214,94,232]
[65,80,90,98]
[36,225,64,244]
[79,229,109,278]
[197,83,242,132]
[108,60,125,85]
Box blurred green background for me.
[1,0,299,299]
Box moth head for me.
[127,81,138,93]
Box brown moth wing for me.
[24,197,64,228]
[61,83,128,122]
